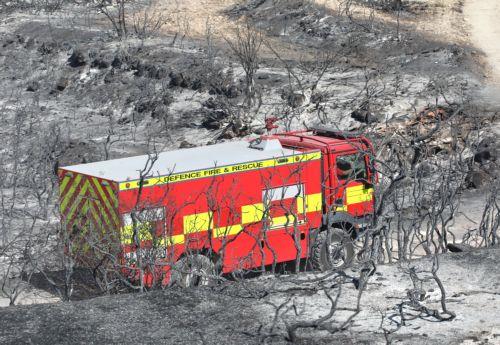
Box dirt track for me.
[464,0,500,107]
[464,0,500,82]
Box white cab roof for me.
[62,140,298,182]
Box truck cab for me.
[268,126,376,235]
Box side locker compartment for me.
[260,155,323,266]
[261,182,306,266]
[218,173,264,273]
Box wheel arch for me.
[321,211,358,236]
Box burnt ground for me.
[0,247,498,345]
[0,0,491,160]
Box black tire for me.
[310,229,354,271]
[170,254,216,288]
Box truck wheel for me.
[311,229,354,271]
[170,254,216,288]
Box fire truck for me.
[58,126,376,287]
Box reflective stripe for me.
[65,179,91,224]
[242,203,264,224]
[60,173,82,212]
[159,234,185,246]
[296,195,305,213]
[90,177,119,227]
[59,175,72,196]
[305,193,322,212]
[183,212,213,234]
[118,152,321,191]
[120,192,324,245]
[346,185,374,204]
[60,173,118,236]
[213,224,243,237]
[270,215,304,228]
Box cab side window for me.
[336,154,367,181]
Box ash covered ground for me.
[0,248,499,344]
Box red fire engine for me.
[58,126,376,287]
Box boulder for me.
[103,70,115,84]
[26,81,39,92]
[351,109,378,124]
[286,92,306,108]
[68,49,87,67]
[203,97,226,110]
[179,140,196,149]
[154,67,168,80]
[25,37,37,49]
[111,54,123,69]
[201,108,229,130]
[447,243,474,253]
[415,161,433,178]
[55,77,69,91]
[2,36,14,47]
[169,71,190,87]
[135,63,167,79]
[91,58,110,69]
[161,93,174,106]
[474,137,497,164]
[220,129,237,140]
[201,120,222,130]
[467,169,490,189]
[191,79,203,90]
[135,100,154,114]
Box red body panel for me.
[118,156,323,274]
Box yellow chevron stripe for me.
[65,179,90,223]
[82,200,103,232]
[59,175,71,196]
[85,181,113,230]
[104,183,118,206]
[91,177,119,227]
[88,199,106,230]
[60,173,82,213]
